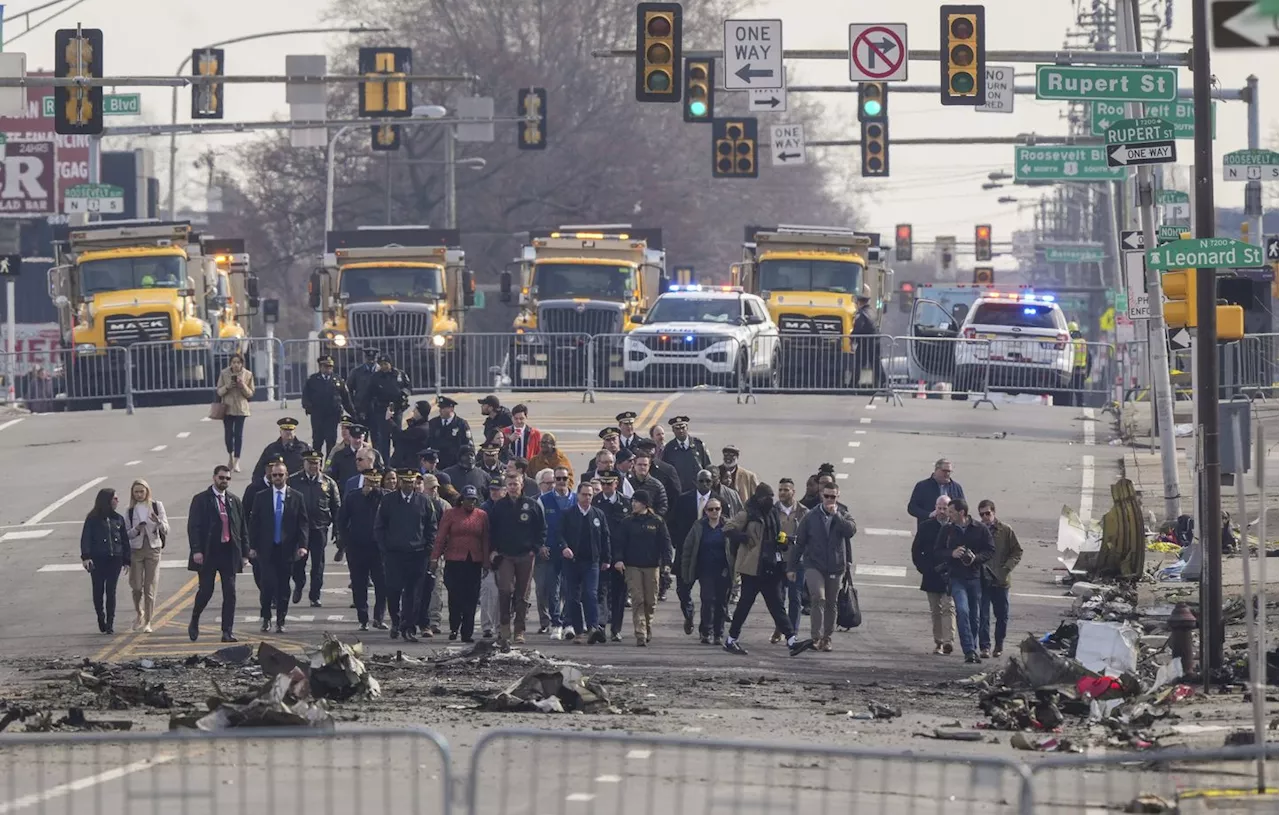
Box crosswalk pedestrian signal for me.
[54,27,104,136]
[974,224,992,261]
[517,87,548,150]
[371,124,401,151]
[973,266,994,284]
[712,118,758,178]
[895,224,913,261]
[683,58,714,122]
[636,2,682,103]
[191,48,225,120]
[358,47,412,117]
[940,5,985,106]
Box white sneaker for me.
[549,626,562,640]
[130,615,143,632]
[143,624,153,633]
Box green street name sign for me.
[1105,116,1175,145]
[1044,244,1106,263]
[42,93,141,117]
[1014,145,1126,182]
[1223,149,1279,166]
[1156,190,1189,204]
[1036,65,1178,102]
[1091,101,1215,139]
[1158,224,1189,243]
[66,183,125,199]
[1146,238,1264,271]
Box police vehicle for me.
[623,286,780,388]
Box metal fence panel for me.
[467,729,1032,815]
[127,337,284,402]
[471,332,595,393]
[740,332,892,394]
[589,332,748,393]
[0,346,130,410]
[887,335,993,400]
[1227,332,1278,401]
[0,726,452,815]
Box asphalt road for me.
[0,390,1123,814]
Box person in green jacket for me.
[977,499,1022,658]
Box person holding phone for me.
[125,479,169,633]
[215,353,255,473]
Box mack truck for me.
[311,226,474,387]
[732,225,890,388]
[49,220,261,400]
[499,225,666,388]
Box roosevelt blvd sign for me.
[1014,146,1125,182]
[1222,148,1280,182]
[1156,189,1190,221]
[1091,100,1215,139]
[1146,237,1264,272]
[1035,65,1178,101]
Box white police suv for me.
[623,286,780,388]
[953,292,1073,393]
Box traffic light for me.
[973,267,994,284]
[974,224,992,261]
[858,81,887,122]
[517,87,548,150]
[895,224,913,261]
[191,48,225,120]
[371,124,401,151]
[635,2,682,103]
[358,47,412,117]
[940,5,985,106]
[1162,268,1245,340]
[54,27,104,136]
[712,118,758,179]
[898,281,915,313]
[861,120,888,177]
[683,58,714,122]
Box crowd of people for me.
[81,370,1024,662]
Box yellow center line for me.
[646,393,680,428]
[95,576,199,662]
[631,398,661,432]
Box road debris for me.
[308,635,381,701]
[483,666,611,714]
[171,667,334,731]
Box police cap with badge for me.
[277,417,300,431]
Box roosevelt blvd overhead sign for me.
[1014,145,1125,182]
[1146,237,1264,272]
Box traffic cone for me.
[915,380,926,399]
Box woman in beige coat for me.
[125,479,169,632]
[215,353,255,472]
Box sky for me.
[7,0,1276,252]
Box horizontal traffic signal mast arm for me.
[783,83,1246,101]
[593,47,1191,66]
[808,134,1104,147]
[100,115,538,138]
[0,73,479,87]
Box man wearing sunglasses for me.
[977,499,1022,659]
[789,483,856,653]
[936,499,994,664]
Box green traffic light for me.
[862,99,882,117]
[689,100,707,117]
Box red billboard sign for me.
[0,76,93,218]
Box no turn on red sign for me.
[848,23,908,82]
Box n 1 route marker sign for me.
[1222,148,1279,182]
[976,64,1015,114]
[1014,145,1125,182]
[770,123,806,167]
[1035,65,1178,102]
[1105,117,1176,167]
[848,23,908,82]
[1157,189,1191,221]
[63,183,125,215]
[723,19,783,90]
[748,71,787,113]
[1146,237,1265,271]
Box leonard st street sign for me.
[1146,237,1264,271]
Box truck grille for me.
[103,313,172,346]
[778,314,844,335]
[349,310,433,339]
[539,307,621,337]
[640,334,720,352]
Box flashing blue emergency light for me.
[685,335,694,342]
[1022,307,1037,315]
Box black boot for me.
[188,617,200,642]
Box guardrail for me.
[1115,332,1277,404]
[0,345,130,412]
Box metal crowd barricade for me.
[1025,743,1277,813]
[0,345,130,412]
[460,331,592,394]
[127,337,286,406]
[734,331,894,397]
[1115,340,1150,403]
[588,332,749,395]
[467,728,1033,815]
[887,335,994,406]
[0,726,454,815]
[282,335,446,400]
[1226,332,1278,401]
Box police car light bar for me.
[668,284,743,293]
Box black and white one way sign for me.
[770,123,806,167]
[723,19,783,90]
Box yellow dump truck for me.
[49,220,257,398]
[312,227,474,385]
[499,225,666,387]
[198,236,261,349]
[732,225,890,387]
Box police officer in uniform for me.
[301,355,354,458]
[393,401,433,469]
[288,452,342,607]
[1067,321,1091,406]
[662,416,711,492]
[852,285,884,391]
[477,442,504,482]
[427,396,473,469]
[326,425,383,488]
[616,411,642,452]
[251,418,313,482]
[346,348,380,424]
[365,354,412,462]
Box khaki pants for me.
[129,546,162,624]
[495,554,535,635]
[625,567,659,641]
[804,569,840,640]
[927,591,957,646]
[428,557,446,629]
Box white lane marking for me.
[626,749,651,760]
[1080,454,1095,521]
[1,529,52,542]
[847,441,861,448]
[856,564,907,578]
[0,754,176,814]
[859,417,871,424]
[0,418,24,432]
[124,460,142,466]
[1083,407,1095,446]
[176,432,191,439]
[854,430,867,435]
[865,528,913,538]
[842,457,856,464]
[835,473,849,480]
[326,615,344,621]
[1,515,189,529]
[864,404,876,410]
[595,775,622,784]
[150,445,167,452]
[39,560,187,573]
[24,476,107,526]
[566,793,595,802]
[200,416,212,422]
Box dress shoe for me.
[187,619,200,642]
[221,632,237,643]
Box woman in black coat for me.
[80,487,130,633]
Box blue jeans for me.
[561,559,600,633]
[980,584,1010,651]
[535,557,562,628]
[949,577,983,656]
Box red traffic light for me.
[976,225,991,239]
[901,282,914,292]
[896,225,912,240]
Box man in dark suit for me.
[187,465,250,643]
[374,468,440,642]
[248,460,311,634]
[301,355,354,458]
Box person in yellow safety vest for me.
[1067,321,1091,407]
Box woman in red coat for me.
[431,485,491,642]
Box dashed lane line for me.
[150,444,167,452]
[842,457,856,464]
[859,417,871,424]
[23,477,107,526]
[848,441,861,447]
[865,528,913,537]
[124,460,142,466]
[835,473,849,480]
[176,431,191,439]
[855,429,867,435]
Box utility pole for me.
[1244,75,1262,247]
[1191,0,1224,671]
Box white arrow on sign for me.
[1121,230,1145,251]
[1222,1,1279,45]
[1170,327,1191,349]
[770,123,806,167]
[1108,142,1176,166]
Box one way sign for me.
[749,71,788,113]
[770,123,806,167]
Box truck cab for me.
[197,236,261,353]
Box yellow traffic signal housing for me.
[861,120,888,177]
[1216,305,1244,341]
[858,82,887,122]
[712,119,758,178]
[636,2,682,103]
[54,27,104,136]
[683,58,714,122]
[517,87,548,151]
[975,224,992,261]
[370,124,401,151]
[940,5,985,106]
[973,267,994,284]
[192,48,225,120]
[1162,268,1197,328]
[358,47,412,117]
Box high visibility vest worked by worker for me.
[1072,338,1088,371]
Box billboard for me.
[0,75,94,218]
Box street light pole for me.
[167,25,386,220]
[444,124,457,229]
